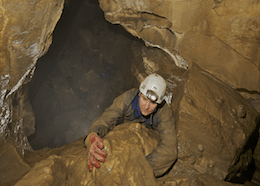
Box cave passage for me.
[27,0,140,150]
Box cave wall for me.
[0,0,259,153]
[0,0,64,154]
[0,0,260,185]
[98,0,260,94]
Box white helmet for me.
[139,73,167,104]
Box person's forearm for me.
[87,120,110,138]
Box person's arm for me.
[146,104,178,177]
[87,88,138,137]
[84,88,137,171]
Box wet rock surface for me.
[0,0,64,155]
[16,123,158,186]
[0,139,31,186]
[2,65,259,185]
[162,63,259,183]
[0,0,260,186]
[99,0,260,93]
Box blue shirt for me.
[132,92,151,124]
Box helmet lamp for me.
[146,90,158,103]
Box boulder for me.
[0,140,31,186]
[162,63,259,182]
[17,123,159,186]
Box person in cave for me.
[83,73,177,177]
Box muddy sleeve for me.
[87,89,136,138]
[145,105,178,177]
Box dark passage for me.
[27,0,140,150]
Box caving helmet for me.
[139,73,167,104]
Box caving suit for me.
[87,88,177,177]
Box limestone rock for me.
[15,155,67,186]
[0,0,259,185]
[196,173,241,186]
[168,63,259,181]
[99,0,260,92]
[20,110,258,186]
[96,123,158,186]
[7,86,35,155]
[18,122,159,186]
[0,0,64,148]
[0,0,64,91]
[0,140,31,186]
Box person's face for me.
[139,93,157,116]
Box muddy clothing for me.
[87,88,177,177]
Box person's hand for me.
[84,133,107,171]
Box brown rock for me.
[15,155,67,186]
[172,63,259,180]
[18,122,159,186]
[196,173,241,186]
[0,140,31,186]
[96,123,158,186]
[0,0,64,145]
[0,0,259,185]
[99,0,260,92]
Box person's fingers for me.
[89,146,107,162]
[96,137,104,149]
[89,133,97,144]
[92,151,106,162]
[88,156,93,171]
[95,147,107,158]
[89,134,104,149]
[90,153,100,168]
[89,140,106,157]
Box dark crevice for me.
[236,88,260,95]
[26,0,141,150]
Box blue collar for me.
[132,92,141,118]
[132,92,151,124]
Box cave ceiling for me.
[99,0,260,92]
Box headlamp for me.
[146,90,158,103]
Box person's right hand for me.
[85,133,107,171]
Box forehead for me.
[140,93,157,104]
[140,93,148,100]
[139,93,147,98]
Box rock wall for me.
[11,63,260,185]
[15,123,159,186]
[99,0,260,93]
[0,0,260,185]
[0,0,64,154]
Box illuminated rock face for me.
[15,123,158,186]
[6,65,260,185]
[99,0,260,92]
[169,63,259,181]
[0,0,64,92]
[0,0,64,154]
[0,0,260,185]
